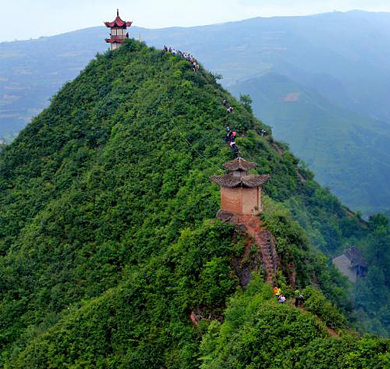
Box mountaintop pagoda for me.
[104,10,132,50]
[210,157,270,215]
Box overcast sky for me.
[1,0,390,42]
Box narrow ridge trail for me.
[299,306,340,338]
[236,215,279,285]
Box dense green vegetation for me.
[1,39,390,367]
[230,72,390,214]
[200,277,390,369]
[3,11,390,213]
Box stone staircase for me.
[218,211,279,285]
[256,230,279,284]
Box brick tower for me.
[210,157,270,215]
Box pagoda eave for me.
[210,174,270,188]
[104,19,132,28]
[224,157,257,172]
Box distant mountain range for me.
[1,10,390,214]
[230,73,390,213]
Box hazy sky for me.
[1,0,390,42]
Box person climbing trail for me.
[222,99,228,106]
[225,132,232,143]
[274,287,282,297]
[295,289,304,307]
[278,294,286,303]
[295,289,300,307]
[227,106,233,113]
[230,141,239,156]
[225,125,232,143]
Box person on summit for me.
[192,62,199,72]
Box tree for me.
[239,94,253,114]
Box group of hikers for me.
[274,287,304,307]
[222,99,239,157]
[162,46,264,156]
[225,125,239,156]
[162,46,200,72]
[163,45,268,156]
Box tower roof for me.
[344,246,368,268]
[104,10,132,28]
[210,174,270,188]
[223,157,257,172]
[211,157,270,188]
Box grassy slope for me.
[0,40,389,367]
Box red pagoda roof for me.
[104,10,132,28]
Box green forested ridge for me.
[0,39,390,367]
[229,72,390,214]
[3,11,390,214]
[200,277,390,368]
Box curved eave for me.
[104,18,133,28]
[223,157,257,172]
[210,174,270,188]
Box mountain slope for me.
[1,39,390,367]
[2,11,390,214]
[230,73,390,213]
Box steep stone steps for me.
[236,215,279,284]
